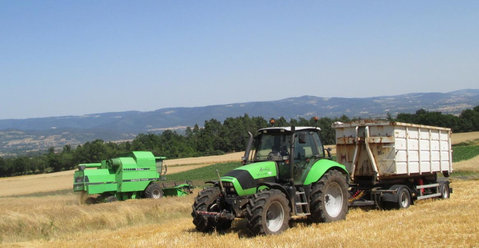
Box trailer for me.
[333,120,453,208]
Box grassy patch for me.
[452,145,479,162]
[450,170,479,179]
[166,162,242,183]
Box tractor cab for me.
[243,126,326,184]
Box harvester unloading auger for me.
[73,151,193,203]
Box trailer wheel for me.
[440,183,450,199]
[309,170,349,223]
[247,189,290,235]
[192,187,232,233]
[397,187,411,209]
[145,183,164,199]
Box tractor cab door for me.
[293,131,324,184]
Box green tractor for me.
[73,151,193,203]
[191,126,349,235]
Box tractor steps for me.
[295,190,311,216]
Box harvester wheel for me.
[145,183,164,199]
[246,189,290,235]
[192,187,232,233]
[309,170,348,223]
[105,195,118,202]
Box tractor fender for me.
[303,159,349,186]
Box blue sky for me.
[1,1,478,119]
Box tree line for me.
[396,105,479,132]
[1,105,478,177]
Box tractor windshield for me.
[252,129,324,163]
[253,133,291,162]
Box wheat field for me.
[1,179,478,247]
[1,133,479,247]
[451,131,479,145]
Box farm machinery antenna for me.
[192,120,452,235]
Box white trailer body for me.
[333,120,452,181]
[332,120,452,208]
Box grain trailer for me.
[333,120,452,208]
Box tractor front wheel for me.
[192,187,232,233]
[309,170,349,223]
[246,189,291,235]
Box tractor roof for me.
[258,126,321,133]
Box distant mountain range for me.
[1,89,479,156]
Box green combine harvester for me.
[73,151,193,203]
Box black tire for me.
[396,187,411,209]
[191,187,232,233]
[246,189,290,235]
[440,183,450,199]
[104,195,118,202]
[145,183,164,199]
[309,170,349,223]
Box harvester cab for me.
[192,126,349,235]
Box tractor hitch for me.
[195,210,235,221]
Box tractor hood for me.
[220,161,277,196]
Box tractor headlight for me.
[222,182,236,194]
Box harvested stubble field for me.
[1,133,478,247]
[1,179,478,247]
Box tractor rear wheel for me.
[309,170,348,223]
[145,183,164,199]
[246,189,290,235]
[192,187,232,233]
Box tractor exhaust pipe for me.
[290,126,296,184]
[216,169,226,195]
[242,131,254,164]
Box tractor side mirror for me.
[326,147,332,159]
